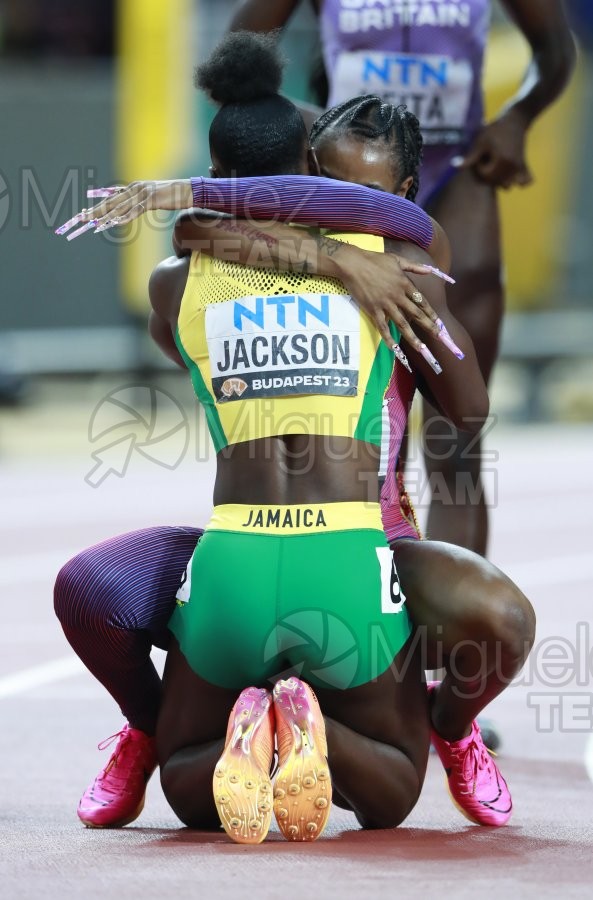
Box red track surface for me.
[1,423,592,898]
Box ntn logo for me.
[363,54,448,87]
[233,295,332,331]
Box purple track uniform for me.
[320,0,491,205]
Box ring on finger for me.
[411,290,423,304]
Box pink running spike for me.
[428,684,512,827]
[77,724,157,828]
[213,687,275,845]
[273,678,331,842]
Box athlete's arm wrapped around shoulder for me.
[172,209,454,357]
[388,240,489,433]
[55,175,457,357]
[56,175,447,264]
[190,175,434,249]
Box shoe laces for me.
[449,736,495,795]
[96,727,143,785]
[97,727,129,753]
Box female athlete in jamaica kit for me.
[56,33,534,836]
[142,34,532,843]
[229,0,575,556]
[149,50,480,843]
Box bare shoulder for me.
[149,255,190,323]
[384,237,431,265]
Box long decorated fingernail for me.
[66,219,99,241]
[94,221,114,234]
[55,212,85,235]
[419,343,442,374]
[422,265,456,285]
[436,318,465,359]
[392,343,412,373]
[86,186,125,198]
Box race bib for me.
[175,560,192,606]
[376,546,407,615]
[205,293,361,403]
[333,50,473,145]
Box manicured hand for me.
[336,247,462,373]
[454,110,533,189]
[55,180,193,239]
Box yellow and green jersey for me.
[175,232,399,452]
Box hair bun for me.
[195,31,285,105]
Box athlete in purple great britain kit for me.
[229,0,575,556]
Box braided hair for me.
[310,96,423,201]
[195,32,309,178]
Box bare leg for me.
[315,641,430,829]
[394,539,536,741]
[157,641,238,828]
[424,170,503,555]
[158,640,430,830]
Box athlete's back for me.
[152,231,408,508]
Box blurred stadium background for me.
[0,0,592,423]
[1,5,592,894]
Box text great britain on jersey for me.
[337,1,472,32]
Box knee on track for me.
[354,763,422,829]
[160,766,219,830]
[354,774,422,830]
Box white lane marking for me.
[0,656,85,699]
[0,649,166,700]
[585,733,593,784]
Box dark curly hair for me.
[310,96,423,201]
[195,32,308,178]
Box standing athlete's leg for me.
[54,525,202,826]
[425,169,503,555]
